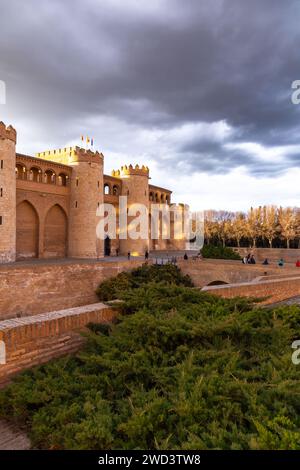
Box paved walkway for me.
[0,251,198,268]
[267,295,300,308]
[0,420,30,450]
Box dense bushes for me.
[201,244,241,260]
[96,263,194,301]
[0,265,300,449]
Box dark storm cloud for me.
[0,0,300,176]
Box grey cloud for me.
[0,0,300,179]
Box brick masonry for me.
[2,120,185,262]
[1,257,299,385]
[178,258,300,287]
[0,258,147,320]
[202,275,300,304]
[0,302,116,385]
[235,247,300,263]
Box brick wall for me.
[0,258,147,320]
[202,275,300,304]
[0,302,115,385]
[178,258,299,287]
[234,247,300,263]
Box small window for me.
[0,188,2,197]
[76,178,79,187]
[0,216,2,225]
[75,201,78,208]
[0,160,3,169]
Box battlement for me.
[111,164,149,178]
[35,146,103,165]
[0,121,17,143]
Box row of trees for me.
[204,206,300,248]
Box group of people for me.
[242,254,286,267]
[242,254,256,264]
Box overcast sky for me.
[1,0,300,211]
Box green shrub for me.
[96,263,194,301]
[0,265,300,450]
[201,244,241,260]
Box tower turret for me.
[68,147,104,258]
[36,145,104,258]
[113,164,150,256]
[0,122,17,262]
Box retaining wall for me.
[0,258,146,320]
[0,302,115,385]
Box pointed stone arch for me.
[44,204,68,258]
[16,200,39,259]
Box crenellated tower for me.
[112,164,150,256]
[0,122,17,262]
[36,146,104,258]
[68,147,104,258]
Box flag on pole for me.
[86,136,90,144]
[91,138,94,147]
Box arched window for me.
[155,193,159,202]
[104,183,110,195]
[112,185,119,196]
[58,173,68,186]
[30,167,42,182]
[16,164,26,180]
[161,194,165,203]
[149,192,154,201]
[45,169,56,184]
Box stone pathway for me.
[0,420,30,450]
[267,295,300,308]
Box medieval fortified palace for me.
[0,122,186,263]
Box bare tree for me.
[246,207,262,247]
[204,211,218,245]
[231,212,246,247]
[261,205,278,248]
[278,207,297,248]
[204,205,300,249]
[214,211,235,247]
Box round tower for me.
[68,147,104,258]
[0,122,16,263]
[170,203,189,251]
[113,164,149,256]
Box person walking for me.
[127,251,131,260]
[145,250,149,260]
